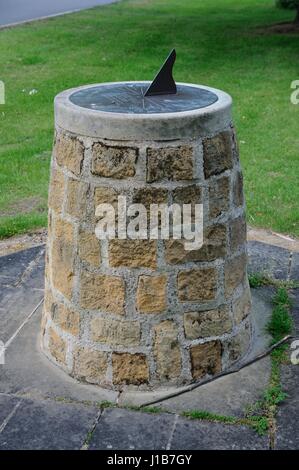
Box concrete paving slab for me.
[0,305,118,405]
[0,245,45,342]
[0,246,43,281]
[0,284,44,343]
[0,395,21,425]
[89,408,175,450]
[0,397,98,450]
[290,253,299,281]
[248,241,290,280]
[150,357,271,418]
[170,417,269,450]
[275,364,299,450]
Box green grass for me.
[267,287,293,343]
[248,273,299,289]
[0,0,299,238]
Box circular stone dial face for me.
[69,82,219,114]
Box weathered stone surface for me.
[48,168,65,214]
[165,224,226,264]
[153,320,181,380]
[146,146,193,182]
[226,325,251,363]
[65,178,89,219]
[233,285,252,325]
[72,347,108,384]
[54,132,84,176]
[109,240,157,269]
[136,275,167,313]
[190,340,222,379]
[51,301,80,336]
[92,142,138,178]
[232,171,244,207]
[90,317,140,346]
[178,267,218,302]
[112,353,149,385]
[224,252,247,297]
[94,186,119,208]
[48,327,66,365]
[184,307,232,339]
[78,230,101,267]
[203,131,233,178]
[209,175,230,218]
[51,218,74,300]
[172,184,202,205]
[79,271,125,315]
[132,187,168,208]
[229,216,247,252]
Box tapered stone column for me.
[41,82,252,391]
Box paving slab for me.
[0,246,44,281]
[0,397,98,450]
[248,241,290,280]
[170,417,269,450]
[290,252,299,281]
[0,395,21,425]
[275,364,299,450]
[0,305,118,404]
[89,408,175,450]
[0,246,45,343]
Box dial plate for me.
[69,83,218,114]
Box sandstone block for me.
[92,142,138,178]
[78,230,101,267]
[48,168,65,214]
[184,307,232,339]
[229,216,247,252]
[54,132,84,176]
[146,146,193,182]
[51,218,74,300]
[48,327,67,365]
[136,275,167,313]
[232,171,244,207]
[90,317,140,347]
[190,340,222,379]
[73,347,108,384]
[224,252,247,297]
[165,224,226,264]
[79,271,125,314]
[51,301,80,336]
[209,175,230,218]
[109,240,156,269]
[112,353,149,385]
[65,178,89,219]
[233,285,252,324]
[203,131,233,178]
[178,267,218,302]
[153,320,181,380]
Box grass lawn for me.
[0,0,298,238]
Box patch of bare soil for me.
[257,21,299,35]
[248,226,299,252]
[0,196,46,217]
[0,228,47,257]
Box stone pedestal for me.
[41,82,252,391]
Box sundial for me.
[69,49,218,114]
